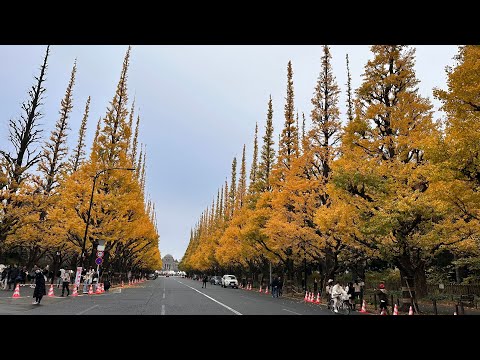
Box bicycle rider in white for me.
[325,279,334,308]
[331,280,348,313]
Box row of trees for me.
[0,46,162,275]
[180,45,480,298]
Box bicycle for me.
[329,296,351,315]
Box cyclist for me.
[331,280,348,313]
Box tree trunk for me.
[396,255,427,312]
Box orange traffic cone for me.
[88,285,93,295]
[72,285,78,297]
[393,304,398,315]
[265,286,269,295]
[380,308,387,315]
[316,292,321,304]
[408,306,414,315]
[121,281,124,288]
[12,284,21,298]
[96,284,102,294]
[259,285,263,293]
[304,292,308,302]
[453,311,457,315]
[360,300,367,313]
[101,283,105,293]
[48,284,55,297]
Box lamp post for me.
[78,167,135,270]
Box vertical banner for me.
[75,267,83,286]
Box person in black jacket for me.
[33,269,46,304]
[202,275,208,288]
[271,277,279,298]
[376,283,389,314]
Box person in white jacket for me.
[331,280,348,313]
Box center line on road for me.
[161,304,165,315]
[176,280,242,315]
[76,305,99,315]
[282,308,302,315]
[163,293,165,299]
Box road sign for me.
[96,251,104,258]
[95,257,103,265]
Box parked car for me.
[221,275,238,288]
[210,276,222,285]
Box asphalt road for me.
[0,277,363,315]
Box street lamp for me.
[78,167,135,270]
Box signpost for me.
[96,251,104,258]
[95,257,103,265]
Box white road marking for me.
[163,293,165,299]
[177,280,242,315]
[282,308,302,315]
[161,304,165,315]
[76,304,99,315]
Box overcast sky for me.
[0,45,459,261]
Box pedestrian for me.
[346,282,355,310]
[60,269,70,296]
[325,279,334,308]
[8,264,19,290]
[33,269,46,304]
[313,278,318,295]
[202,275,208,288]
[278,277,283,297]
[57,268,64,288]
[353,278,365,305]
[376,283,389,314]
[1,265,9,290]
[271,277,279,298]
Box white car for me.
[221,275,238,288]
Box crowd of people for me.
[325,278,366,313]
[0,263,115,304]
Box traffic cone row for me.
[393,304,398,315]
[48,284,55,297]
[304,292,308,302]
[12,284,21,298]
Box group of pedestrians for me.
[270,277,283,298]
[325,278,365,313]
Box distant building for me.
[162,254,179,272]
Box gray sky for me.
[0,45,458,261]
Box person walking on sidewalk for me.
[61,269,70,296]
[202,275,208,288]
[33,269,46,305]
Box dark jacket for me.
[33,272,46,297]
[271,278,279,288]
[377,289,388,303]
